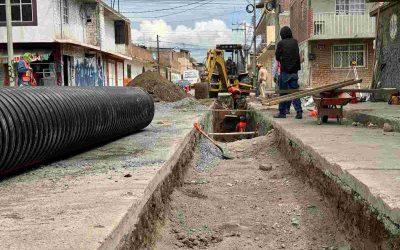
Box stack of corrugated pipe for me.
[0,87,154,177]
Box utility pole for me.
[157,35,160,74]
[232,22,248,64]
[252,0,257,88]
[232,22,247,48]
[5,0,15,86]
[275,0,281,48]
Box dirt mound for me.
[127,71,191,102]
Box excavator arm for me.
[206,49,230,91]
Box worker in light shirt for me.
[256,64,268,98]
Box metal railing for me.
[313,12,375,38]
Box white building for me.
[0,0,132,86]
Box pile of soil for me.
[127,71,191,102]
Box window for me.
[332,44,366,68]
[115,20,126,44]
[0,0,37,26]
[127,64,132,78]
[301,0,305,20]
[62,0,68,24]
[336,0,365,15]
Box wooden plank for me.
[209,132,256,136]
[261,79,362,106]
[334,88,398,94]
[271,88,398,94]
[265,79,356,103]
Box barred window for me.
[336,0,365,15]
[63,0,69,24]
[332,44,366,68]
[0,0,37,26]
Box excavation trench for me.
[130,102,393,250]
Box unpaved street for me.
[153,133,351,250]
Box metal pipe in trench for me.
[0,87,154,177]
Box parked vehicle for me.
[176,80,191,92]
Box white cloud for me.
[131,19,245,52]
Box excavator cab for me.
[205,44,252,98]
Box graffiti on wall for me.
[74,56,104,87]
[375,3,400,89]
[379,43,400,88]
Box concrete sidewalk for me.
[251,102,400,247]
[0,100,204,250]
[345,102,400,132]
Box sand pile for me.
[127,71,191,102]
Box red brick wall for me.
[310,39,374,88]
[290,0,312,43]
[281,0,291,12]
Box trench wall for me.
[104,111,212,250]
[250,108,400,250]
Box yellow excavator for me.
[203,44,252,98]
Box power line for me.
[132,0,215,18]
[119,0,208,13]
[133,12,242,24]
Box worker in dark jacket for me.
[274,26,303,119]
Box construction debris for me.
[127,71,191,102]
[383,123,394,132]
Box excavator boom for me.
[203,44,251,98]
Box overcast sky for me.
[110,0,253,61]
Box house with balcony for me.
[0,0,132,86]
[290,0,376,87]
[255,0,291,89]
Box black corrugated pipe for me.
[0,87,154,177]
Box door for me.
[117,62,123,87]
[63,55,71,86]
[108,60,115,86]
[0,64,7,86]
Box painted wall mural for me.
[374,2,400,89]
[74,56,104,87]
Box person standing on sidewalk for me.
[17,53,35,87]
[257,64,268,98]
[274,26,303,119]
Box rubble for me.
[127,71,191,102]
[383,123,394,132]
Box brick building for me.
[256,0,291,88]
[290,0,376,88]
[127,45,156,84]
[146,48,196,82]
[0,0,131,86]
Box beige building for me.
[255,0,291,88]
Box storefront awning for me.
[0,50,53,64]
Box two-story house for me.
[0,0,132,87]
[290,0,376,87]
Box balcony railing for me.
[312,12,375,39]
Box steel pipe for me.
[0,87,154,177]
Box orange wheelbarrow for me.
[313,92,353,125]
